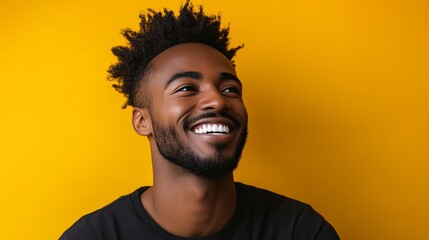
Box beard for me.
[151,116,248,178]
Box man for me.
[60,1,339,239]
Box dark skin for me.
[132,43,248,237]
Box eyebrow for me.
[165,71,242,89]
[220,72,242,86]
[165,71,202,89]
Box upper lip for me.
[187,117,236,132]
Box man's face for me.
[143,43,248,178]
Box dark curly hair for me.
[107,0,243,108]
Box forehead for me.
[147,43,237,85]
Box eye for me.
[173,85,199,93]
[222,86,242,96]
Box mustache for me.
[184,110,241,130]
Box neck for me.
[141,153,237,237]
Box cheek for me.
[233,101,248,124]
[167,99,196,123]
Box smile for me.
[192,124,230,135]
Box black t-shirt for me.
[60,183,339,239]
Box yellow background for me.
[1,0,428,239]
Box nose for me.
[198,87,227,111]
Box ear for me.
[132,107,152,136]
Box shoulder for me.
[235,182,308,213]
[59,187,147,240]
[235,182,340,239]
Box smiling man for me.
[60,1,339,239]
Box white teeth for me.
[193,124,231,134]
[218,125,223,132]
